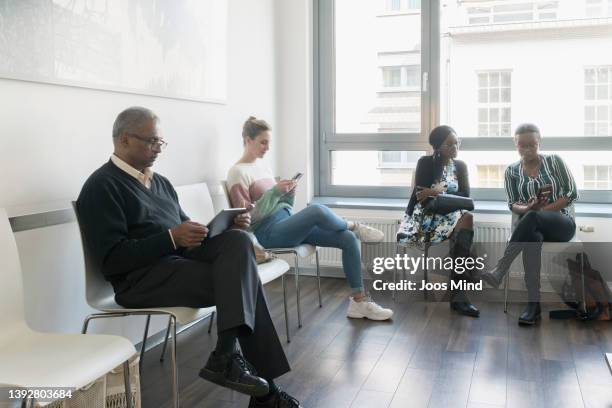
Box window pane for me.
[440,1,612,138]
[460,151,612,189]
[335,0,421,133]
[331,151,425,186]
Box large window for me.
[316,0,612,202]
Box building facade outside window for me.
[585,66,612,136]
[477,71,512,137]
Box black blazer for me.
[405,156,470,216]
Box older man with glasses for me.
[76,107,302,408]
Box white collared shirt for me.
[110,154,153,189]
[110,154,177,249]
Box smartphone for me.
[291,172,303,182]
[537,184,552,198]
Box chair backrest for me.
[220,180,232,208]
[72,202,117,308]
[0,208,27,332]
[175,183,215,224]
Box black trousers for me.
[115,229,290,380]
[509,210,576,300]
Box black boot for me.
[199,350,270,397]
[481,241,523,289]
[449,229,480,317]
[450,289,480,317]
[518,302,541,325]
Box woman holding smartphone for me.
[397,125,480,317]
[481,123,578,325]
[227,117,393,321]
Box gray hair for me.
[112,106,158,140]
[514,123,541,139]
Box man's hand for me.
[234,205,253,229]
[276,179,297,194]
[170,221,208,248]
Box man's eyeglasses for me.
[127,133,168,150]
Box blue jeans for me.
[254,204,363,292]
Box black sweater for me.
[76,160,188,285]
[405,156,470,216]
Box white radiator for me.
[312,218,574,290]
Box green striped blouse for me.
[504,154,578,219]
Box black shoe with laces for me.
[199,351,269,397]
[248,389,302,408]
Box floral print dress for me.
[397,161,467,244]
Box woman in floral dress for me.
[397,125,479,317]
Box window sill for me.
[311,196,612,218]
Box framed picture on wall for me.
[0,0,228,103]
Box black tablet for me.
[206,208,248,238]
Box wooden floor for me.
[140,276,612,408]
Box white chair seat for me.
[88,295,214,326]
[268,244,316,258]
[258,259,290,284]
[0,325,135,389]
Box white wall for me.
[274,0,314,210]
[2,0,279,342]
[0,0,278,210]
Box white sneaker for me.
[347,296,394,321]
[352,222,385,243]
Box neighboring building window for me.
[477,165,506,188]
[467,1,559,25]
[382,67,402,87]
[387,0,420,12]
[478,71,511,137]
[381,65,420,88]
[584,165,612,189]
[586,0,612,17]
[585,66,612,136]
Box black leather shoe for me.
[450,301,480,317]
[518,302,541,326]
[199,351,269,397]
[249,389,302,408]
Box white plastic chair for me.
[0,208,137,408]
[207,183,294,341]
[221,181,322,329]
[73,202,207,408]
[503,208,584,313]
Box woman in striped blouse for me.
[481,123,578,326]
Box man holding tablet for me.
[77,107,300,407]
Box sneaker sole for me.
[198,368,269,397]
[347,312,393,321]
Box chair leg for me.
[170,316,179,408]
[315,248,322,307]
[294,252,302,328]
[504,267,510,313]
[159,316,172,362]
[282,274,290,343]
[208,311,216,334]
[423,244,429,301]
[579,251,587,315]
[123,360,133,408]
[139,315,151,374]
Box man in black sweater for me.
[76,107,301,408]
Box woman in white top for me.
[227,117,394,321]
